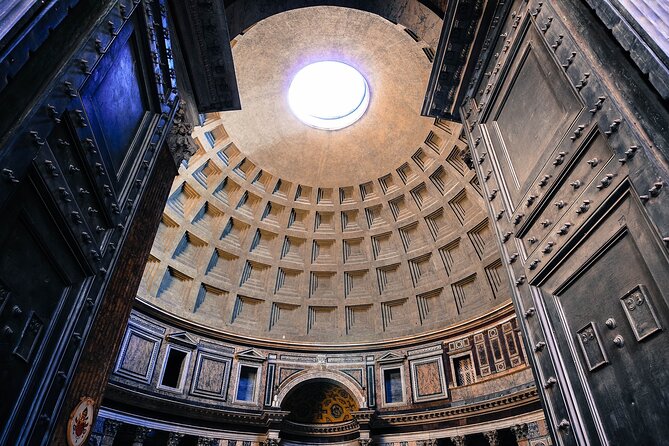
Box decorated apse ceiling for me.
[137,7,511,346]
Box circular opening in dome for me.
[288,61,369,130]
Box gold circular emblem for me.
[67,397,95,446]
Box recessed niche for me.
[314,211,335,233]
[376,263,403,295]
[379,173,399,194]
[344,269,371,298]
[398,222,426,253]
[193,160,222,188]
[294,184,312,204]
[339,186,356,204]
[365,204,388,229]
[233,157,256,179]
[252,170,273,191]
[343,238,366,264]
[220,218,251,248]
[410,183,436,210]
[272,178,292,198]
[388,195,413,222]
[217,142,241,166]
[192,202,224,234]
[239,260,271,292]
[371,232,399,260]
[341,209,361,232]
[275,267,303,296]
[167,182,200,216]
[235,191,262,218]
[280,236,306,263]
[213,177,241,206]
[408,253,436,287]
[359,181,377,201]
[311,239,336,264]
[381,298,409,331]
[288,208,309,230]
[309,271,337,298]
[316,188,334,205]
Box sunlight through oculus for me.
[288,61,369,130]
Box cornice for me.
[373,386,539,427]
[133,299,515,352]
[106,381,539,432]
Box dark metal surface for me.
[167,0,240,113]
[0,0,181,443]
[461,0,669,444]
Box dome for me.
[137,7,508,346]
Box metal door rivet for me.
[613,335,624,347]
[605,318,616,329]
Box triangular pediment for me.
[377,352,405,363]
[167,332,197,348]
[236,348,265,361]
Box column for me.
[483,430,499,446]
[167,432,185,446]
[451,435,466,446]
[353,409,375,446]
[132,426,151,446]
[510,423,529,446]
[197,437,215,446]
[100,419,122,446]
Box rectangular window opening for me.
[237,365,258,402]
[161,348,187,388]
[383,368,403,404]
[454,356,475,386]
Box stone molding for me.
[166,100,197,166]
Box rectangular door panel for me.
[542,190,669,444]
[483,21,583,208]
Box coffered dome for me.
[136,7,511,346]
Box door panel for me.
[461,0,669,444]
[545,190,669,444]
[483,21,583,208]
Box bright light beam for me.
[288,61,370,130]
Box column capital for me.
[451,435,466,446]
[132,426,152,446]
[167,99,197,166]
[511,423,529,441]
[167,432,185,446]
[197,437,215,446]
[102,419,122,437]
[483,430,499,446]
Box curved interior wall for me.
[137,114,509,345]
[101,307,547,444]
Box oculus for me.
[288,61,369,130]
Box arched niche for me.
[274,369,367,410]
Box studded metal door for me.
[0,1,180,443]
[461,0,669,444]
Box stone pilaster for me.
[100,419,122,446]
[511,423,530,446]
[451,435,466,446]
[167,432,185,446]
[166,100,197,167]
[483,430,499,446]
[132,426,151,446]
